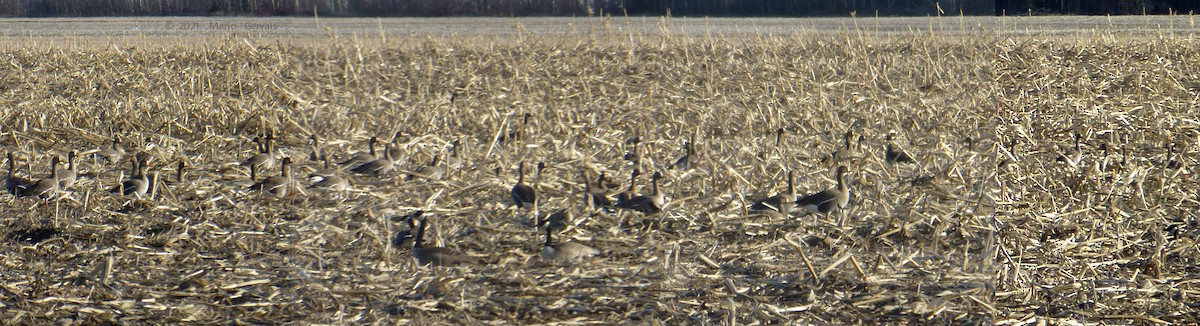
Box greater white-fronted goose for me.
[95,136,125,165]
[252,157,292,197]
[6,152,31,196]
[749,170,797,217]
[308,154,350,192]
[824,130,858,164]
[540,227,599,263]
[109,155,151,198]
[340,136,378,166]
[796,166,850,216]
[510,162,537,209]
[350,143,395,175]
[406,155,444,181]
[411,218,475,267]
[56,151,78,189]
[19,156,60,199]
[242,135,276,171]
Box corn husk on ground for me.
[0,22,1197,324]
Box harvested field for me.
[0,17,1198,324]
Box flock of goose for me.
[4,128,925,268]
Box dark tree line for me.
[0,0,1196,17]
[997,0,1200,15]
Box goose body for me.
[56,151,78,189]
[613,169,641,208]
[510,162,537,209]
[252,157,292,197]
[885,134,916,164]
[6,152,31,196]
[411,218,474,267]
[749,171,797,217]
[406,155,444,181]
[622,171,664,214]
[242,136,276,171]
[95,137,125,165]
[350,144,395,175]
[340,136,378,166]
[19,157,60,199]
[109,156,150,198]
[582,170,613,210]
[541,227,599,263]
[796,166,850,215]
[308,155,350,192]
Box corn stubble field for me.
[1,18,1198,324]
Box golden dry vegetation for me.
[0,18,1198,324]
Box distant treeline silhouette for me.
[0,0,1195,17]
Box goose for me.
[56,151,78,189]
[497,113,532,145]
[824,130,857,164]
[406,155,444,181]
[242,136,276,171]
[95,136,125,165]
[6,152,31,196]
[582,170,613,210]
[411,218,475,267]
[252,157,292,197]
[308,155,350,192]
[749,170,797,217]
[624,140,642,165]
[622,171,664,214]
[884,133,916,164]
[340,136,379,166]
[19,156,60,199]
[596,171,620,193]
[671,137,694,171]
[109,155,151,198]
[540,227,599,263]
[510,162,537,209]
[350,143,395,175]
[446,139,464,171]
[540,208,572,233]
[796,166,850,216]
[392,211,421,248]
[1056,132,1083,166]
[613,169,641,208]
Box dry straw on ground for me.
[0,18,1197,324]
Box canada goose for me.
[6,152,31,196]
[614,169,641,208]
[582,170,613,210]
[308,155,350,192]
[540,208,572,233]
[885,133,916,164]
[1056,132,1083,166]
[540,227,599,263]
[95,136,125,165]
[56,151,78,189]
[622,171,664,214]
[411,218,475,267]
[110,155,151,198]
[446,139,464,171]
[796,166,850,216]
[510,162,537,209]
[340,136,379,166]
[624,140,642,165]
[392,211,421,248]
[671,137,694,171]
[749,170,797,217]
[19,156,60,199]
[406,155,444,181]
[242,136,276,171]
[252,157,292,197]
[350,143,395,175]
[1165,143,1183,170]
[308,134,322,162]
